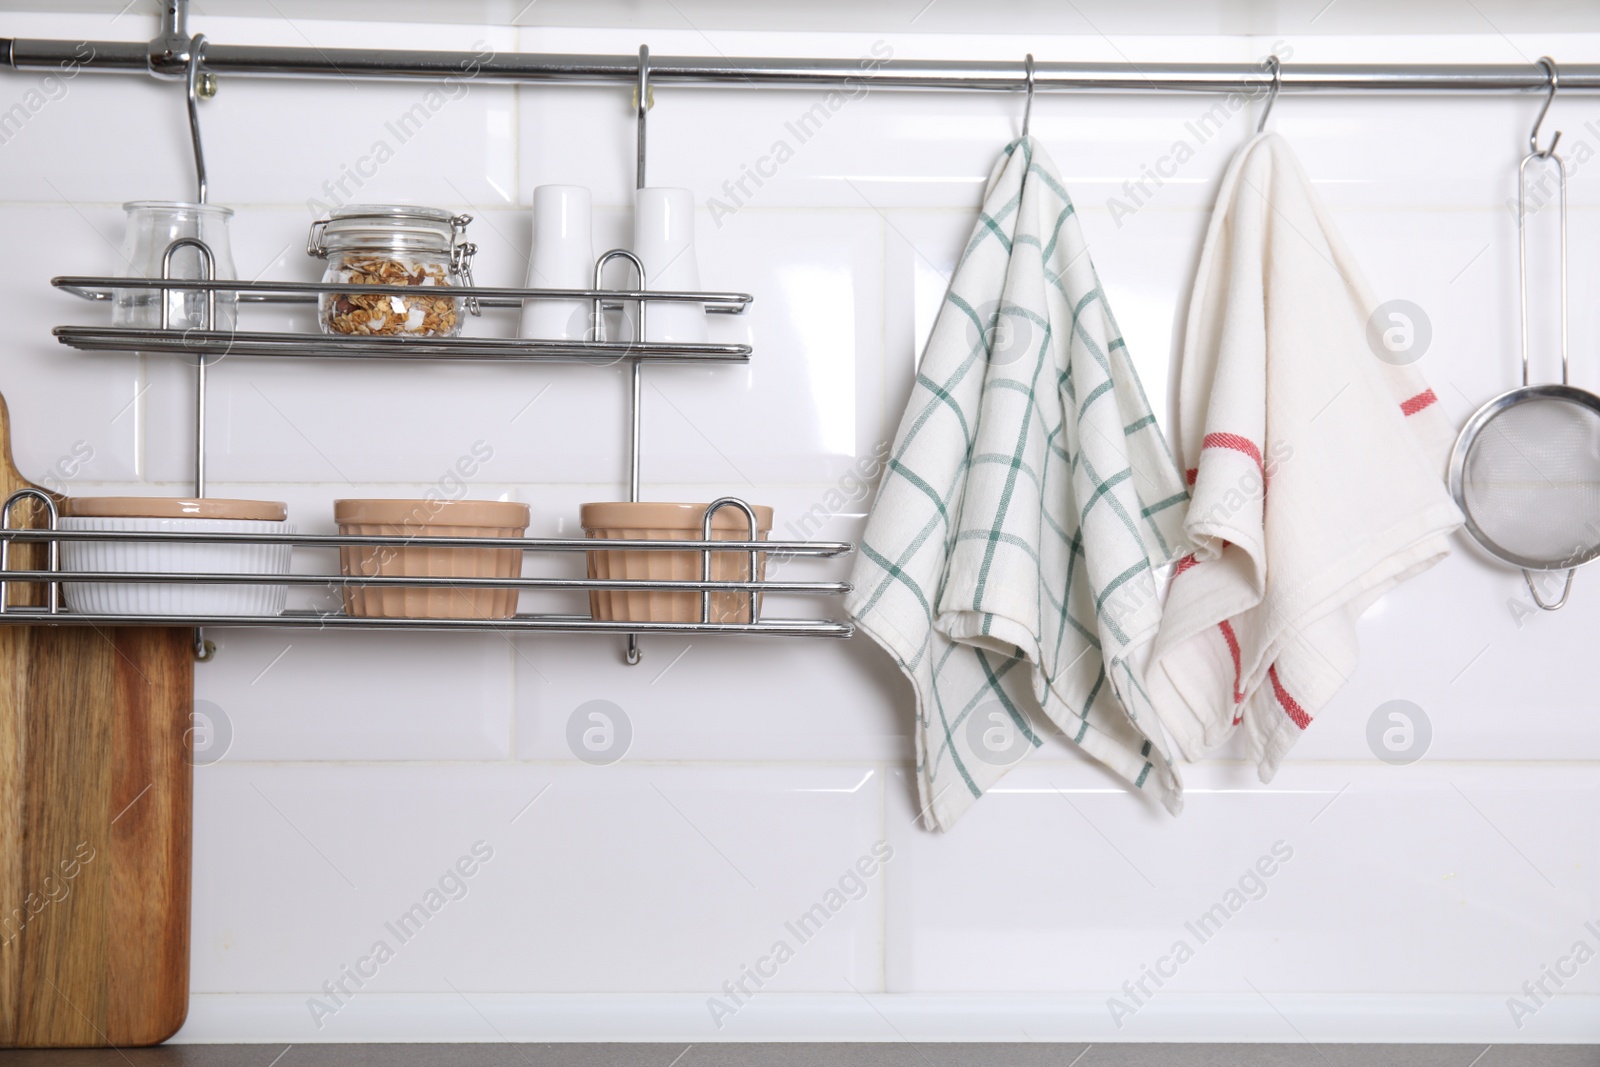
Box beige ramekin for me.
[580,502,773,624]
[333,498,529,620]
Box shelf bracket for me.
[591,248,649,665]
[0,490,60,615]
[627,50,651,666]
[159,237,216,498]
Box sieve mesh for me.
[1461,395,1600,566]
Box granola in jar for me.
[307,206,477,339]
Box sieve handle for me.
[1517,149,1568,388]
[1524,568,1575,611]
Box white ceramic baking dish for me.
[60,497,292,617]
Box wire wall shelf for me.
[4,13,859,664]
[15,247,856,663]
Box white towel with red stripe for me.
[1145,132,1463,779]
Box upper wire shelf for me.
[52,275,754,364]
[53,276,753,313]
[54,327,751,364]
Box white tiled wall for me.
[4,8,1600,1044]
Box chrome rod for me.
[590,250,650,503]
[625,34,652,680]
[54,327,750,364]
[0,527,848,554]
[0,569,848,593]
[157,237,216,498]
[58,290,742,313]
[14,39,1600,93]
[0,490,59,615]
[53,289,539,311]
[195,330,205,496]
[0,606,855,637]
[53,276,752,309]
[630,361,643,502]
[701,498,762,624]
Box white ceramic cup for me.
[520,185,595,340]
[632,187,707,344]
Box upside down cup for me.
[60,496,291,617]
[333,499,529,620]
[580,502,773,624]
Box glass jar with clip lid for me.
[307,205,479,338]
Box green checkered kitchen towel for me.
[847,136,1190,830]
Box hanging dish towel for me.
[848,137,1190,831]
[1146,132,1463,779]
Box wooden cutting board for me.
[0,391,192,1047]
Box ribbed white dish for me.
[59,517,292,617]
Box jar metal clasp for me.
[450,213,480,317]
[306,217,330,259]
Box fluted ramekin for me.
[60,498,291,617]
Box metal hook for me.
[1021,54,1035,139]
[185,33,208,203]
[1516,150,1569,388]
[635,44,650,190]
[1257,54,1281,135]
[1529,56,1561,158]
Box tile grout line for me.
[506,629,519,762]
[878,758,889,994]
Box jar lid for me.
[67,497,288,521]
[307,204,470,258]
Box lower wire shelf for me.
[0,606,854,638]
[0,491,858,658]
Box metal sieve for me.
[1448,58,1600,610]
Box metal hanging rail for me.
[7,0,1600,94]
[11,37,1600,94]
